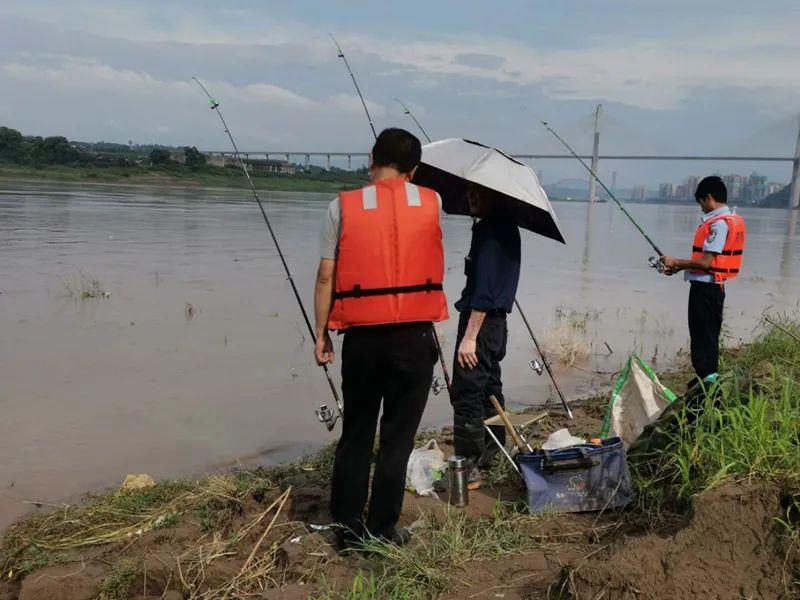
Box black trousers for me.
[450,311,508,461]
[688,281,726,380]
[330,322,436,536]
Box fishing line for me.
[398,102,573,419]
[541,121,666,270]
[192,76,343,431]
[330,37,454,398]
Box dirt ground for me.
[1,398,798,600]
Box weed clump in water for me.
[543,322,590,366]
[59,272,109,300]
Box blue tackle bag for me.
[517,437,633,514]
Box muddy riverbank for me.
[2,318,799,599]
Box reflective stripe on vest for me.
[688,213,746,283]
[327,177,448,330]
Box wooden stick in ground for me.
[488,395,527,452]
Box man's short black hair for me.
[695,176,727,204]
[371,128,421,174]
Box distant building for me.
[684,176,700,199]
[675,184,688,201]
[207,154,227,168]
[723,174,747,201]
[208,154,296,174]
[631,185,647,201]
[169,150,186,164]
[658,183,674,201]
[767,182,785,195]
[743,173,768,204]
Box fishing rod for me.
[192,76,343,432]
[398,102,573,419]
[330,34,377,140]
[541,121,666,272]
[331,37,454,399]
[394,99,432,147]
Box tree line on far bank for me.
[0,126,81,166]
[0,125,368,186]
[0,125,205,170]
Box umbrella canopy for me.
[413,138,565,244]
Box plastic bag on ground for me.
[405,440,446,497]
[600,354,678,448]
[541,428,586,450]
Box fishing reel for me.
[529,359,544,376]
[315,404,339,432]
[648,256,666,273]
[431,376,443,396]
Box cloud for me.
[1,0,797,183]
[3,3,799,113]
[452,53,505,70]
[327,94,386,119]
[0,56,318,110]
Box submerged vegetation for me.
[59,272,109,300]
[1,316,798,598]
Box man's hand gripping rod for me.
[541,121,666,273]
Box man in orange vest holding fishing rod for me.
[660,176,746,386]
[314,128,448,548]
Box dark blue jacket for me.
[455,215,521,313]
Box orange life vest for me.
[327,178,449,331]
[689,212,746,283]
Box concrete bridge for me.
[204,115,800,208]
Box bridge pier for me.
[326,154,331,171]
[304,154,310,170]
[790,116,800,209]
[588,104,602,203]
[347,154,352,170]
[285,153,290,164]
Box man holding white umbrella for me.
[413,138,566,474]
[451,184,521,470]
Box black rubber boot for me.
[453,415,486,463]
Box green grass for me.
[0,444,337,580]
[315,504,542,600]
[632,315,800,518]
[97,559,138,600]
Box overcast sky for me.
[2,0,799,186]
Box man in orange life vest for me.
[660,176,746,385]
[313,128,448,547]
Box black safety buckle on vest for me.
[648,256,666,273]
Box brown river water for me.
[1,181,799,531]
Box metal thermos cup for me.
[448,456,469,507]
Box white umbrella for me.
[413,138,565,244]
